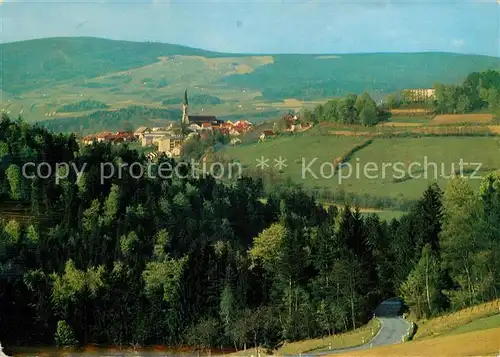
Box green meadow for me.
[222,134,500,200]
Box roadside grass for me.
[412,299,500,340]
[333,326,500,357]
[223,319,381,357]
[277,318,381,355]
[444,314,500,336]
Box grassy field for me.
[430,113,495,125]
[444,314,500,336]
[341,136,500,198]
[412,299,500,340]
[224,135,500,200]
[333,327,500,357]
[322,203,406,220]
[223,319,381,356]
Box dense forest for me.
[302,92,390,126]
[0,114,499,350]
[221,53,500,101]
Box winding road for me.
[296,298,412,356]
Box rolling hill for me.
[0,37,227,94]
[1,37,500,130]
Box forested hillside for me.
[42,106,182,134]
[2,38,500,100]
[221,53,500,100]
[0,115,499,350]
[0,37,226,94]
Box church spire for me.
[181,89,189,132]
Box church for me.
[181,90,224,127]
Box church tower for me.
[181,89,189,126]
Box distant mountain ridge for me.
[0,37,229,94]
[2,37,500,96]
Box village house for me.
[201,122,213,131]
[109,131,136,144]
[81,131,136,145]
[188,123,202,132]
[259,130,276,142]
[140,128,176,147]
[134,127,151,140]
[142,136,154,147]
[97,132,113,143]
[157,134,183,157]
[229,128,242,136]
[82,135,96,145]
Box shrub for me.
[54,320,78,347]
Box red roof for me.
[97,132,113,139]
[114,132,135,139]
[116,131,133,136]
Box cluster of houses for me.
[80,117,253,158]
[82,131,136,145]
[186,119,252,137]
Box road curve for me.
[295,298,412,357]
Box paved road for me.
[295,298,412,357]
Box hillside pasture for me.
[430,113,494,125]
[444,314,500,336]
[413,299,500,340]
[341,136,500,198]
[220,133,368,184]
[223,135,500,200]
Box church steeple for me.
[181,89,189,127]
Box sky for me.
[0,0,499,56]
